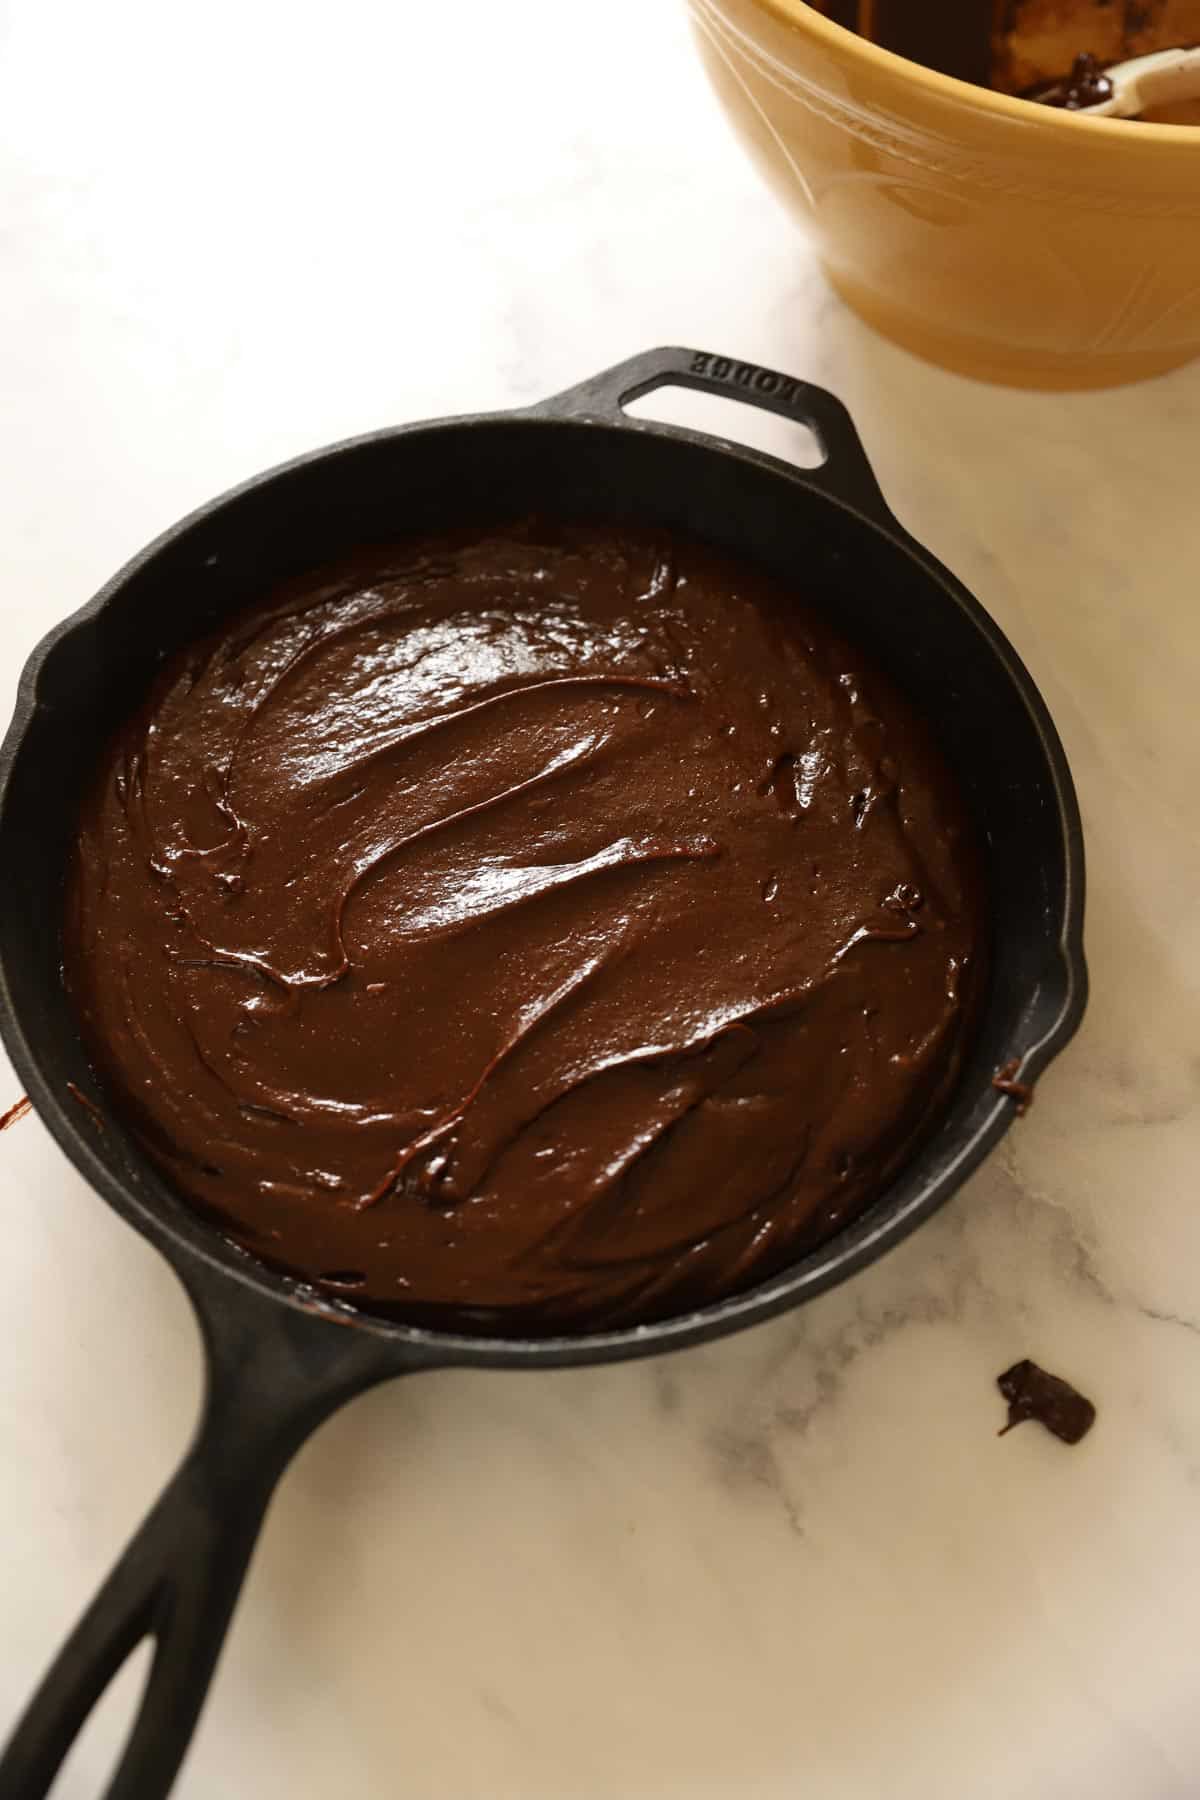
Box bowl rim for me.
[730,0,1200,148]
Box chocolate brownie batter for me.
[65,524,985,1332]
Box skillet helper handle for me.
[0,1286,399,1800]
[536,345,890,519]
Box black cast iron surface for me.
[0,348,1087,1800]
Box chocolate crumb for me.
[993,1058,1034,1114]
[997,1359,1096,1445]
[0,1094,32,1132]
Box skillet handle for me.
[532,345,891,520]
[0,1273,408,1800]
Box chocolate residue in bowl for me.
[998,1358,1097,1443]
[1026,51,1115,108]
[836,0,1200,116]
[993,0,1200,96]
[64,522,987,1334]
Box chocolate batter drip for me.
[1024,51,1115,107]
[65,524,985,1332]
[0,1095,31,1133]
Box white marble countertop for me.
[3,1,1200,1795]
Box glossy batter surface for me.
[66,524,984,1331]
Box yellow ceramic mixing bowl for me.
[689,0,1200,387]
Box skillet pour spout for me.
[0,347,1086,1799]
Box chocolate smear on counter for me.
[992,1058,1034,1114]
[998,1359,1096,1444]
[0,1095,32,1132]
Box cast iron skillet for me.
[0,347,1087,1800]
